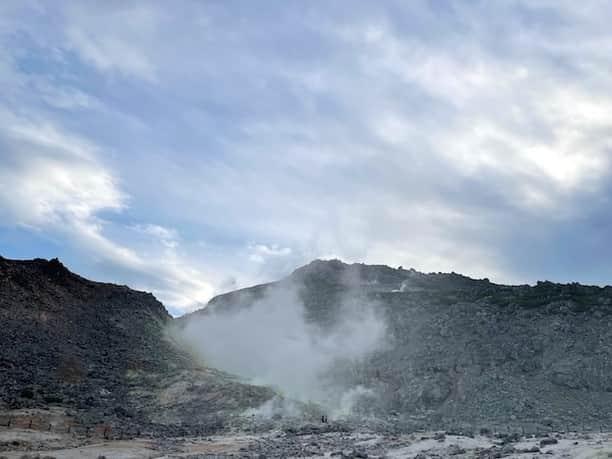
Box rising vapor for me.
[176,282,388,415]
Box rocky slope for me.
[187,259,612,430]
[0,256,273,434]
[5,255,612,435]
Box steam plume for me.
[177,282,387,416]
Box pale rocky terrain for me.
[3,424,612,458]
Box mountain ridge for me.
[5,255,612,432]
[185,257,612,430]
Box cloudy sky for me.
[1,1,611,315]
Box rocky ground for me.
[3,424,612,458]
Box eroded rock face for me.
[0,256,273,433]
[187,259,612,429]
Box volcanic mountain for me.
[185,259,612,431]
[4,256,612,434]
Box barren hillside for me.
[0,256,273,435]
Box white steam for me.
[178,284,387,415]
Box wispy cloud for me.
[0,113,213,313]
[1,1,612,312]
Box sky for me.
[1,1,612,315]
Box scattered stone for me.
[448,444,466,455]
[516,446,540,453]
[434,432,446,441]
[540,438,558,446]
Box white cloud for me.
[0,114,213,313]
[131,224,179,249]
[66,26,157,82]
[248,243,292,264]
[60,3,161,81]
[37,82,102,111]
[0,115,125,226]
[344,19,612,211]
[2,1,612,301]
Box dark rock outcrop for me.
[0,256,273,432]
